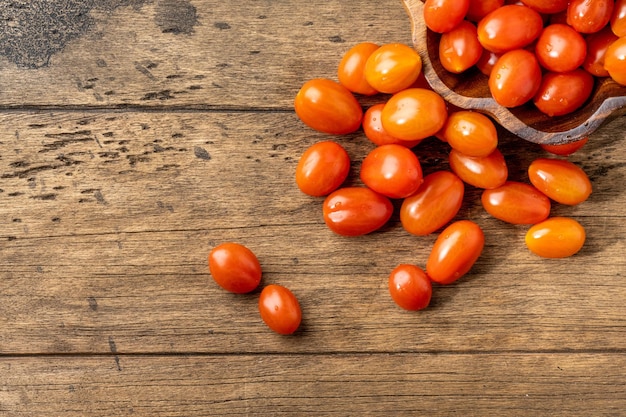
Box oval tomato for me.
[466,0,504,22]
[388,264,432,311]
[583,26,619,77]
[567,0,614,34]
[533,69,595,117]
[489,49,542,107]
[295,141,350,197]
[477,5,544,53]
[525,217,586,258]
[423,0,470,33]
[475,49,501,76]
[439,20,484,73]
[540,137,588,156]
[528,158,592,205]
[364,43,422,94]
[323,187,394,236]
[481,181,551,224]
[605,36,626,86]
[535,24,587,72]
[611,0,626,37]
[381,88,448,141]
[338,42,380,96]
[360,144,423,199]
[441,110,498,157]
[520,0,568,14]
[362,104,423,147]
[400,171,465,236]
[258,284,302,335]
[426,220,485,285]
[448,148,508,189]
[294,78,363,135]
[208,242,262,294]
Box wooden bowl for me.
[402,0,626,145]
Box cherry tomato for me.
[208,242,262,294]
[381,88,448,141]
[337,42,380,96]
[426,220,485,285]
[258,284,302,335]
[475,49,501,76]
[533,69,595,117]
[525,217,586,258]
[466,0,504,23]
[448,148,508,189]
[583,26,619,77]
[323,187,394,236]
[295,141,350,197]
[441,111,498,157]
[611,0,626,37]
[528,158,592,205]
[400,171,465,236]
[489,49,542,107]
[535,24,587,73]
[540,137,589,156]
[567,0,614,34]
[481,181,551,224]
[362,104,423,147]
[477,5,544,53]
[294,78,363,135]
[388,264,432,311]
[423,0,470,33]
[364,43,423,94]
[360,144,423,199]
[605,36,626,86]
[439,20,484,73]
[520,0,568,14]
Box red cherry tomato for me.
[208,242,262,294]
[567,0,614,34]
[540,137,589,156]
[583,26,619,77]
[295,141,350,197]
[381,88,448,141]
[466,0,505,23]
[520,0,568,14]
[323,187,394,236]
[258,284,302,335]
[294,78,363,135]
[477,5,544,53]
[525,217,586,258]
[481,181,551,224]
[338,42,380,96]
[360,144,423,199]
[605,36,626,86]
[439,20,484,73]
[400,171,465,236]
[448,148,508,189]
[426,220,485,285]
[475,49,501,76]
[388,264,432,311]
[528,158,592,205]
[364,43,423,94]
[611,0,626,37]
[423,0,470,33]
[441,111,498,157]
[362,104,423,147]
[489,49,542,107]
[535,24,587,73]
[533,69,595,117]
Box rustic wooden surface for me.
[1,1,625,416]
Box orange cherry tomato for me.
[489,49,542,107]
[381,88,448,141]
[520,0,568,14]
[583,26,619,77]
[605,36,626,86]
[439,20,484,73]
[441,111,498,157]
[611,0,626,37]
[360,144,423,199]
[400,171,465,236]
[295,141,350,197]
[208,243,262,294]
[388,264,432,311]
[258,284,302,335]
[423,0,470,33]
[540,137,588,156]
[364,43,423,94]
[567,0,614,34]
[477,5,544,53]
[528,158,592,205]
[337,42,380,96]
[448,148,508,189]
[294,78,363,135]
[475,49,501,76]
[362,104,423,147]
[533,69,595,117]
[535,24,587,73]
[466,0,504,23]
[481,181,551,224]
[525,217,586,258]
[426,220,485,285]
[323,187,394,236]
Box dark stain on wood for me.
[155,0,198,35]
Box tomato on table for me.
[448,148,508,189]
[439,20,484,74]
[481,181,551,225]
[362,104,423,147]
[489,49,542,107]
[337,42,380,96]
[440,111,498,157]
[533,69,595,117]
[295,141,351,197]
[525,217,586,258]
[528,158,592,205]
[477,5,544,53]
[323,187,394,236]
[381,88,448,141]
[364,43,422,94]
[388,264,432,311]
[360,144,423,199]
[540,137,589,156]
[259,284,302,335]
[208,243,262,294]
[423,0,470,33]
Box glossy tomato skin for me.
[528,158,592,205]
[533,69,595,117]
[338,42,380,96]
[364,43,422,94]
[448,148,508,189]
[294,78,363,135]
[467,0,504,22]
[423,0,470,33]
[426,220,485,285]
[441,111,498,157]
[439,20,484,73]
[567,0,614,34]
[520,0,568,14]
[258,284,302,335]
[481,181,551,224]
[489,49,542,107]
[477,5,544,53]
[362,104,423,147]
[295,141,350,197]
[583,27,619,77]
[525,217,586,258]
[400,171,465,236]
[381,88,448,141]
[475,49,501,76]
[360,144,423,199]
[323,187,394,236]
[605,36,626,86]
[535,24,587,73]
[208,243,262,294]
[540,137,588,156]
[611,0,626,37]
[388,264,432,311]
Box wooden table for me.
[1,1,625,415]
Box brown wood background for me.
[1,1,625,415]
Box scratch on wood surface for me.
[108,337,122,371]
